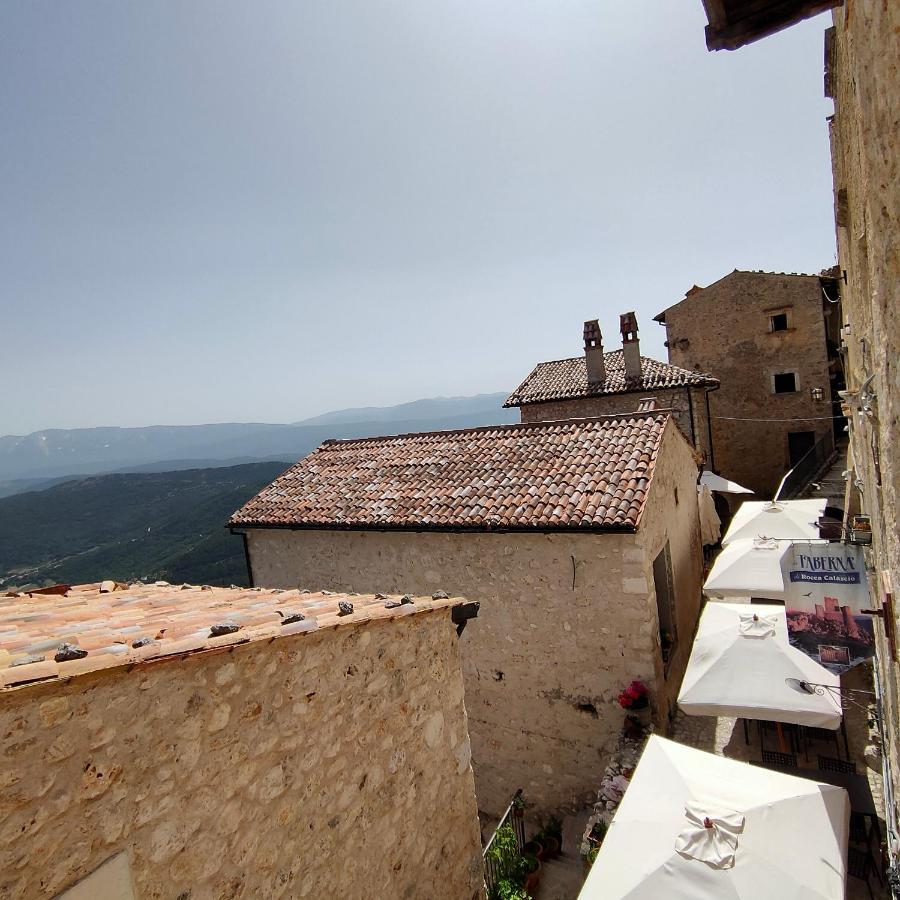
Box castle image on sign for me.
[786,595,876,673]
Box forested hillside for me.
[0,462,288,589]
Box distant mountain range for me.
[0,393,516,494]
[0,462,289,590]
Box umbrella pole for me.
[776,722,788,754]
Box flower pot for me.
[623,717,643,740]
[541,835,560,859]
[524,858,541,892]
[630,703,652,727]
[523,840,545,861]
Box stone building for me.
[827,0,900,865]
[230,412,705,817]
[504,314,719,465]
[0,583,483,899]
[654,269,843,498]
[696,0,900,874]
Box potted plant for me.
[523,837,545,861]
[850,515,872,544]
[583,819,608,872]
[538,831,559,860]
[522,854,541,893]
[486,823,534,900]
[618,679,651,727]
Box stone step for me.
[534,854,586,900]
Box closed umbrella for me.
[678,602,842,729]
[722,499,826,546]
[580,735,849,900]
[700,471,753,495]
[698,486,721,547]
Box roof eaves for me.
[228,519,640,535]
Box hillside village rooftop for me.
[0,582,469,689]
[230,412,673,532]
[504,350,718,408]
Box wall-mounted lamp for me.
[810,387,825,402]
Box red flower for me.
[618,680,648,710]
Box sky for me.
[0,1,837,435]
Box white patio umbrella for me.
[703,539,791,600]
[722,499,826,546]
[678,602,842,729]
[580,735,849,900]
[700,471,753,495]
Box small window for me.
[773,372,798,394]
[653,542,677,670]
[770,313,789,332]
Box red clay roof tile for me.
[504,350,717,407]
[0,584,463,691]
[229,413,670,532]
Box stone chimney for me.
[583,319,606,385]
[620,312,642,383]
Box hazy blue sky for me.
[1,1,836,434]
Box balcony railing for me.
[483,788,526,895]
[775,430,836,501]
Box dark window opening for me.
[653,542,676,671]
[770,313,789,332]
[773,372,798,394]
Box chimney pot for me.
[620,312,642,383]
[583,319,606,385]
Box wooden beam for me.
[705,0,843,51]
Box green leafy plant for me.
[487,824,533,900]
[544,814,563,840]
[494,880,531,900]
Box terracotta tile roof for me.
[503,351,718,407]
[0,582,464,691]
[229,414,670,532]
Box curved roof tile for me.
[230,414,670,532]
[503,350,718,407]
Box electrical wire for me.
[711,414,847,422]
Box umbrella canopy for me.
[678,602,842,729]
[704,539,791,599]
[700,471,753,495]
[722,499,826,546]
[580,735,849,900]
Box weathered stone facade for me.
[518,386,713,466]
[0,611,483,900]
[245,422,704,818]
[656,270,837,497]
[828,0,900,857]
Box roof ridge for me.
[319,410,670,447]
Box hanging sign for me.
[781,542,875,673]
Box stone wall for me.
[633,422,705,718]
[517,386,712,466]
[828,0,900,851]
[659,271,834,497]
[0,611,483,900]
[245,422,703,818]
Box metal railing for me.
[483,789,526,895]
[775,430,836,501]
